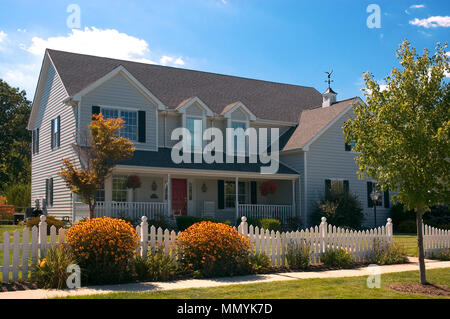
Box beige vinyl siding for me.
[78,73,158,151]
[305,108,390,228]
[30,61,75,217]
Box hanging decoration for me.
[151,181,157,191]
[201,182,208,193]
[260,181,277,196]
[126,175,141,189]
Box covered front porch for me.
[74,165,300,224]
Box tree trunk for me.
[416,205,428,285]
[89,201,96,219]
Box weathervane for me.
[325,70,334,89]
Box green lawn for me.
[393,233,418,256]
[60,268,450,299]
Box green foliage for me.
[286,241,311,270]
[0,79,31,194]
[284,216,303,231]
[397,220,417,233]
[26,215,65,234]
[311,185,364,229]
[147,213,171,230]
[30,244,78,289]
[132,247,178,281]
[370,240,409,265]
[320,248,353,268]
[5,183,31,210]
[432,248,450,261]
[259,218,282,232]
[249,253,272,274]
[176,215,227,231]
[343,40,449,212]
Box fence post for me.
[320,217,327,253]
[140,216,148,258]
[38,215,47,258]
[386,218,393,244]
[239,216,248,237]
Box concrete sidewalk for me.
[1,257,449,299]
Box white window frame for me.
[112,175,128,202]
[100,106,138,142]
[224,180,247,208]
[185,115,204,152]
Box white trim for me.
[222,101,256,121]
[302,98,363,151]
[155,107,159,151]
[303,151,308,226]
[72,65,166,110]
[113,165,299,180]
[176,96,214,117]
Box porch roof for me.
[116,148,299,175]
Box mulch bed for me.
[387,283,450,296]
[0,281,39,292]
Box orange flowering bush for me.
[67,217,139,284]
[177,221,252,277]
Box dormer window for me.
[186,116,203,149]
[231,120,247,153]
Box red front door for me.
[172,178,187,215]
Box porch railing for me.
[95,201,168,221]
[238,204,293,224]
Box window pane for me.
[224,181,246,207]
[187,117,202,148]
[232,121,246,153]
[95,182,105,202]
[112,176,127,202]
[102,108,119,119]
[120,110,137,141]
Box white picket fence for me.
[423,224,450,258]
[1,215,449,282]
[0,216,67,282]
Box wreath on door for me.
[260,181,277,196]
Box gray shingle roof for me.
[47,49,322,123]
[117,148,299,175]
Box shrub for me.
[0,211,14,221]
[236,217,261,228]
[311,187,364,229]
[284,216,303,231]
[147,213,171,230]
[321,248,353,268]
[397,220,417,234]
[370,240,408,265]
[132,246,178,281]
[260,218,282,232]
[5,183,31,212]
[67,217,139,284]
[26,215,65,234]
[249,253,272,274]
[176,216,226,231]
[177,221,252,277]
[30,244,78,289]
[431,248,450,261]
[286,241,311,270]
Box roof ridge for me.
[46,48,318,91]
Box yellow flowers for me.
[177,221,252,276]
[39,258,47,268]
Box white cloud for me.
[410,4,425,9]
[0,27,189,98]
[0,30,7,50]
[409,16,450,28]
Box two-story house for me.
[27,49,391,227]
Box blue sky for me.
[0,0,449,100]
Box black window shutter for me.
[218,180,224,209]
[32,130,35,154]
[49,178,53,207]
[45,179,49,206]
[343,180,349,193]
[367,182,373,207]
[345,142,351,151]
[36,128,39,153]
[57,116,61,147]
[250,181,257,204]
[325,179,331,197]
[50,119,54,149]
[384,191,390,208]
[138,111,146,143]
[92,106,101,118]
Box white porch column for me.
[292,179,296,216]
[235,176,239,220]
[167,174,172,217]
